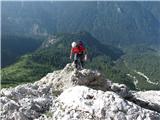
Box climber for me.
[70,41,79,68]
[77,40,87,68]
[70,41,87,69]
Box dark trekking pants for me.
[74,53,84,69]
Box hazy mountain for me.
[140,2,160,23]
[2,1,160,47]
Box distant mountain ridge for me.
[2,1,160,47]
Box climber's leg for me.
[74,54,78,68]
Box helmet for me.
[71,42,77,48]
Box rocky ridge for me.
[0,63,160,120]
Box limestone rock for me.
[35,63,131,98]
[0,83,54,120]
[1,63,160,120]
[133,91,160,113]
[49,86,160,120]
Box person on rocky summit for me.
[70,41,87,69]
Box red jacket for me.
[72,45,86,54]
[78,45,85,53]
[72,47,80,54]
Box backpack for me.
[78,41,85,53]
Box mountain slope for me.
[2,1,160,47]
[140,2,160,23]
[2,1,160,90]
[1,34,43,67]
[2,32,160,90]
[2,32,126,88]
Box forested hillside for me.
[2,32,133,88]
[2,32,160,90]
[1,34,43,67]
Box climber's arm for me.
[70,49,73,59]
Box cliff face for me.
[0,64,160,120]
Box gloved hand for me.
[70,55,72,60]
[84,54,87,61]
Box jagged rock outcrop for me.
[35,63,131,98]
[46,86,160,120]
[0,84,54,120]
[131,91,160,113]
[134,91,160,107]
[0,63,160,120]
[35,63,110,91]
